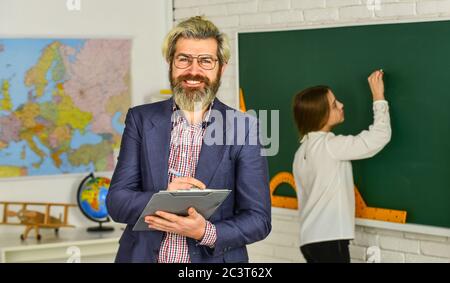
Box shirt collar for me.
[172,99,215,128]
[300,131,328,143]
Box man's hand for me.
[167,177,206,191]
[368,69,385,101]
[145,207,207,240]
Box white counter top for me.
[0,224,125,263]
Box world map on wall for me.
[0,39,131,178]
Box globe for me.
[77,173,114,232]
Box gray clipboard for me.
[132,189,231,231]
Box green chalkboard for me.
[238,20,450,228]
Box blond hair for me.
[162,16,230,66]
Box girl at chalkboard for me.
[292,69,391,263]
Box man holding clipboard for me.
[106,16,272,263]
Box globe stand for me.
[77,173,115,233]
[87,221,114,232]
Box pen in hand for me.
[169,168,183,177]
[168,169,206,191]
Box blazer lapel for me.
[144,99,173,191]
[195,100,228,187]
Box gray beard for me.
[170,69,221,112]
[172,84,216,112]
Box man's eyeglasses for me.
[174,54,219,70]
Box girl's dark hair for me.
[292,85,331,137]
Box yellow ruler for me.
[354,186,407,223]
[269,172,407,223]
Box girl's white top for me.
[293,100,391,247]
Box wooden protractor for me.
[270,172,298,209]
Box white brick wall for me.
[340,5,374,19]
[351,220,450,262]
[292,0,326,10]
[417,0,450,15]
[259,0,291,12]
[375,3,416,17]
[380,250,405,263]
[379,235,420,254]
[253,208,450,263]
[304,7,340,21]
[247,208,306,263]
[172,0,450,263]
[271,10,304,24]
[228,1,258,15]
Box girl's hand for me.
[368,69,385,101]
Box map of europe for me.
[0,39,131,178]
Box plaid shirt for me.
[158,103,217,263]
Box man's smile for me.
[183,80,204,87]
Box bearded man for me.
[106,16,271,263]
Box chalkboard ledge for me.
[271,207,450,237]
[355,218,450,238]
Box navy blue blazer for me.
[106,98,271,263]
